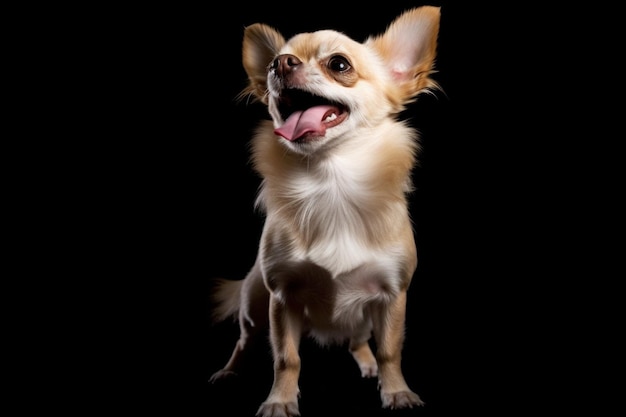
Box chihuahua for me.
[210,6,441,416]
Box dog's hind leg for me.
[209,260,269,382]
[349,331,378,378]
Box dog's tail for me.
[209,278,243,323]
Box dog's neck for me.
[252,120,417,255]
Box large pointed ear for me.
[241,23,286,104]
[366,6,441,104]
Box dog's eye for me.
[328,56,351,72]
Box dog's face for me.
[241,8,440,155]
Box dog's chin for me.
[279,132,331,155]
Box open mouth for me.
[274,89,348,142]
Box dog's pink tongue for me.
[274,105,337,141]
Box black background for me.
[90,1,581,415]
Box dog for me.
[209,6,441,416]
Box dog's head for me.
[240,6,441,155]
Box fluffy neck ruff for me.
[252,120,418,250]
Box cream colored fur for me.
[210,6,441,417]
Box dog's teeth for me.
[324,113,337,122]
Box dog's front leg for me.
[372,289,424,409]
[256,293,303,417]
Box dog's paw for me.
[358,362,378,378]
[350,344,378,378]
[208,369,237,383]
[255,401,300,417]
[381,390,424,409]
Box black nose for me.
[271,54,302,77]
